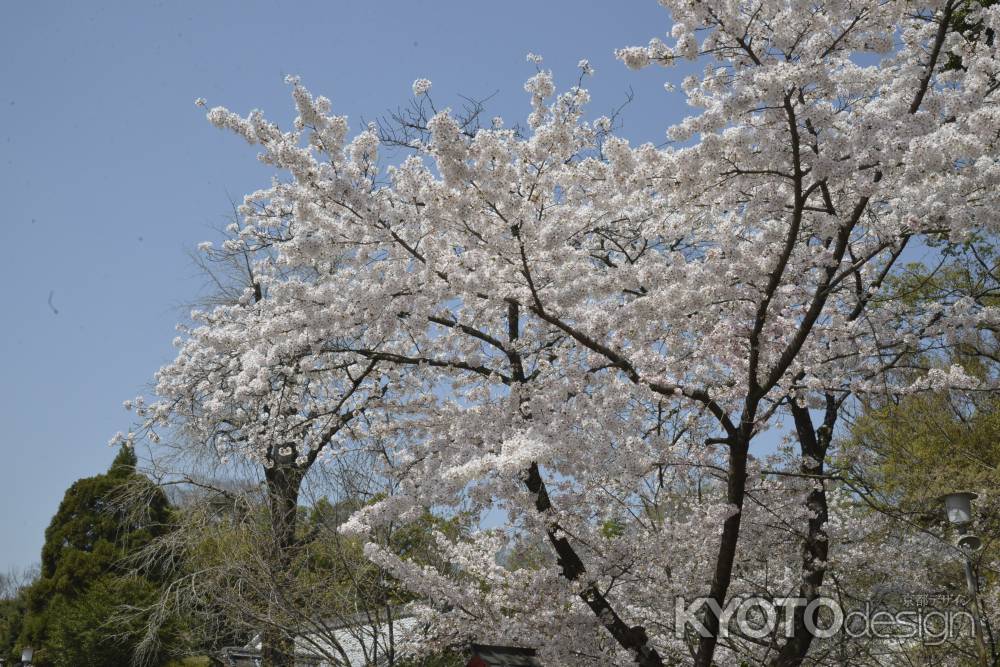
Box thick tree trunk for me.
[693,437,750,667]
[771,400,835,667]
[261,460,304,667]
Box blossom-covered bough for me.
[124,212,390,663]
[133,0,1000,664]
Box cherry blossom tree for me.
[123,222,389,665]
[134,0,1000,664]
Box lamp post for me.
[942,492,988,666]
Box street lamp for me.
[19,647,33,666]
[941,492,988,666]
[944,491,976,525]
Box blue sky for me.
[0,1,694,573]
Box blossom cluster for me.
[133,1,1000,663]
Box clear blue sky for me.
[0,0,694,573]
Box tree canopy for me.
[14,447,173,667]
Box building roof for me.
[241,613,420,667]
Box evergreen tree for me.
[16,447,173,667]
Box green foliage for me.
[849,390,1000,504]
[13,447,175,667]
[843,381,1000,663]
[162,658,212,667]
[854,237,1000,510]
[159,487,471,663]
[293,500,471,618]
[0,595,28,665]
[40,575,164,667]
[834,237,1000,665]
[599,518,626,539]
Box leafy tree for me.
[850,390,1000,504]
[844,237,1000,507]
[41,575,164,667]
[17,447,173,667]
[0,568,36,665]
[121,203,387,666]
[835,238,1000,665]
[137,478,470,667]
[0,597,25,665]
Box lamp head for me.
[941,492,978,526]
[957,533,983,553]
[20,647,33,663]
